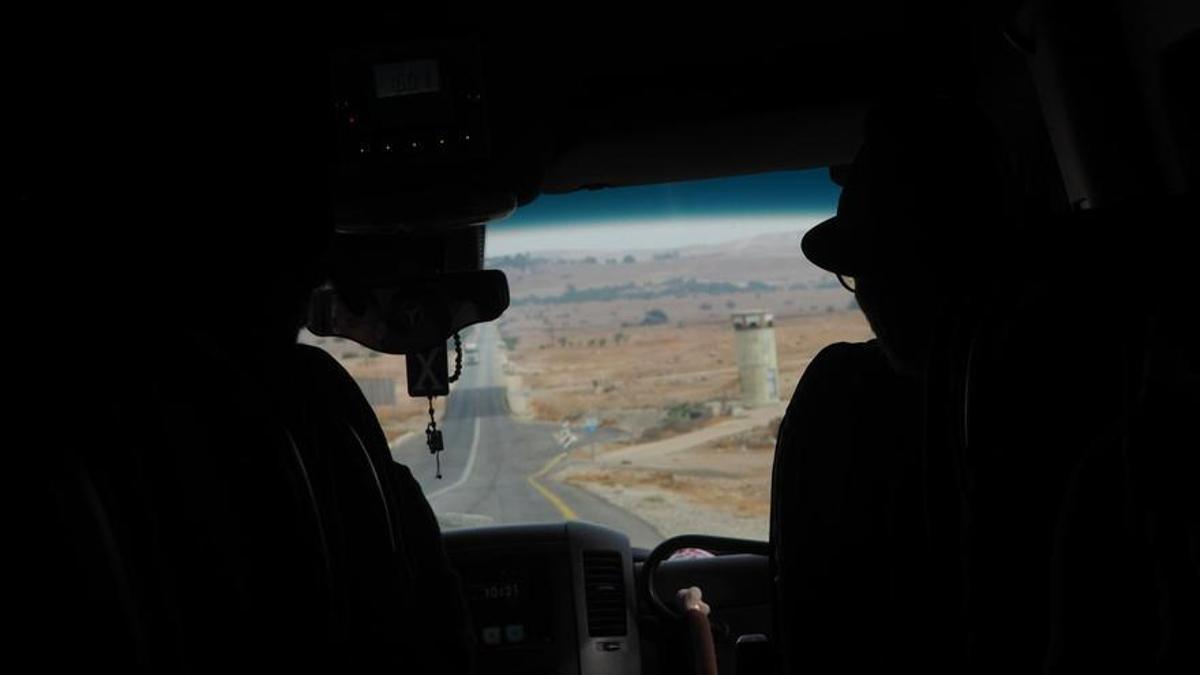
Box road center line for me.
[526,452,578,520]
[427,416,481,500]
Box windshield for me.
[302,169,869,547]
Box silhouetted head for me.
[802,98,1013,376]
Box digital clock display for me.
[481,582,521,601]
[459,557,554,649]
[373,60,441,98]
[469,571,527,606]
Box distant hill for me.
[490,231,836,302]
[493,230,811,263]
[675,231,809,258]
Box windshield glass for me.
[302,168,870,547]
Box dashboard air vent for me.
[582,550,627,637]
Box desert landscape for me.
[302,229,874,540]
[493,231,873,539]
[500,312,871,539]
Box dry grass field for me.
[504,308,872,539]
[502,309,871,424]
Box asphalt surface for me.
[390,323,663,549]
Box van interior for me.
[24,3,1198,673]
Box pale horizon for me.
[485,213,830,257]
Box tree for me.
[641,309,669,325]
[622,254,636,264]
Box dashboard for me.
[443,522,642,675]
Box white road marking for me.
[427,416,482,500]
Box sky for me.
[486,168,838,257]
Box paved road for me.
[390,323,662,549]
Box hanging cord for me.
[427,332,464,479]
[426,396,444,478]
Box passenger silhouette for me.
[771,98,1011,673]
[30,24,474,672]
[800,99,1010,378]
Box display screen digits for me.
[373,60,441,98]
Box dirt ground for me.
[557,414,782,539]
[502,310,871,423]
[505,309,872,539]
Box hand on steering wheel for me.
[677,586,718,675]
[641,536,771,675]
[676,586,711,615]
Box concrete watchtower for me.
[731,310,779,407]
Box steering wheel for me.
[640,534,772,619]
[640,535,772,675]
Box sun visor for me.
[307,269,509,354]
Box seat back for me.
[41,336,338,672]
[770,341,935,672]
[286,344,475,673]
[953,201,1198,671]
[1027,200,1200,672]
